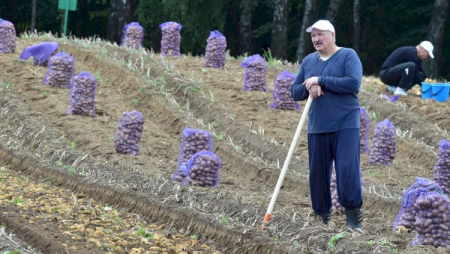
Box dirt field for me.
[0,33,449,253]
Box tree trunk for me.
[107,0,131,45]
[31,0,36,32]
[353,0,360,53]
[296,0,314,62]
[423,0,449,78]
[270,0,288,59]
[325,0,342,26]
[239,0,255,55]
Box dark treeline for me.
[1,0,449,80]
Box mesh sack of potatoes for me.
[203,30,227,68]
[0,19,16,54]
[411,188,450,247]
[270,70,300,110]
[392,177,439,232]
[330,163,363,213]
[67,71,97,117]
[368,119,397,166]
[43,52,75,88]
[19,42,58,67]
[240,54,269,92]
[173,126,214,183]
[159,21,182,57]
[179,151,221,187]
[114,111,145,155]
[359,107,370,154]
[121,22,144,49]
[434,139,450,195]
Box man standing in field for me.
[379,41,434,96]
[290,20,363,231]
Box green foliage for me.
[13,197,23,204]
[328,232,345,250]
[4,250,21,254]
[220,216,229,224]
[136,225,153,239]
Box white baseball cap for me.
[306,20,335,33]
[420,41,434,58]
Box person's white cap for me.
[420,41,434,58]
[306,20,335,33]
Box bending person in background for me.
[379,41,434,96]
[290,20,363,231]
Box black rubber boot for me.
[314,213,331,225]
[346,208,362,231]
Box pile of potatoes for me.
[121,22,144,49]
[182,151,221,187]
[114,111,145,155]
[160,21,182,57]
[330,165,362,213]
[359,107,370,154]
[241,54,269,92]
[368,119,397,166]
[412,191,450,247]
[0,19,16,54]
[433,140,450,195]
[174,127,214,183]
[270,71,300,110]
[204,30,227,68]
[67,72,97,117]
[43,52,75,88]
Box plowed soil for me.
[0,34,449,253]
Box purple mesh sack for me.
[159,21,182,57]
[359,107,370,154]
[121,22,144,49]
[173,126,214,183]
[43,52,75,88]
[270,71,300,110]
[240,54,269,92]
[411,189,450,247]
[330,163,363,213]
[0,19,16,54]
[368,119,397,166]
[19,42,58,66]
[392,177,440,232]
[114,111,145,155]
[175,151,221,187]
[204,30,226,68]
[434,139,450,195]
[67,71,97,117]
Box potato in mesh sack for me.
[177,151,221,187]
[114,111,145,155]
[434,139,450,195]
[270,70,300,110]
[159,21,182,57]
[43,52,75,88]
[368,119,397,166]
[240,54,269,92]
[19,42,58,67]
[67,72,97,117]
[0,19,16,54]
[204,30,226,68]
[330,163,363,213]
[359,107,370,154]
[121,22,144,49]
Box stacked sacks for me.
[19,42,58,67]
[330,164,363,213]
[181,151,221,187]
[121,22,144,49]
[43,52,75,88]
[67,72,97,117]
[368,119,397,166]
[173,127,214,183]
[240,54,269,92]
[159,21,182,57]
[359,107,370,154]
[392,177,440,232]
[270,71,300,110]
[114,111,145,155]
[434,139,450,194]
[204,30,227,68]
[0,19,16,53]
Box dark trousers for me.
[307,128,363,214]
[380,62,416,91]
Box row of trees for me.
[1,0,449,79]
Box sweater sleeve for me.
[320,49,362,94]
[291,60,309,101]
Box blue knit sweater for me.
[291,48,362,133]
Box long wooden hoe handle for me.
[260,95,313,230]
